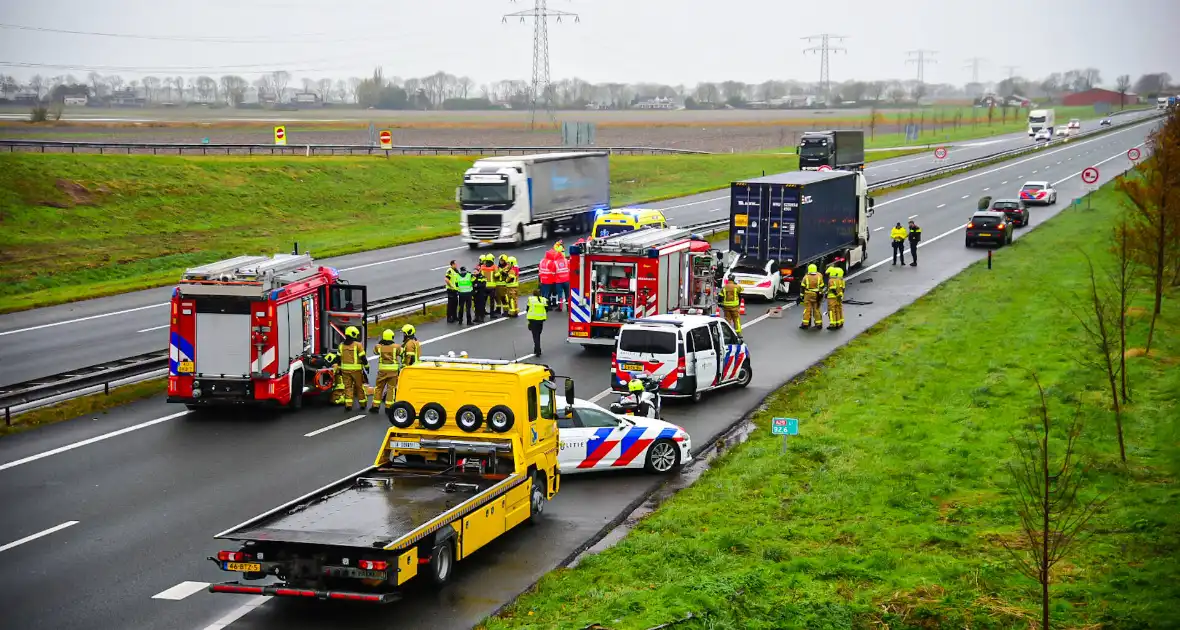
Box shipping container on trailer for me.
[566,227,721,346]
[729,170,873,294]
[166,252,368,410]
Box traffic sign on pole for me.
[1081,167,1099,185]
[379,130,393,149]
[771,417,799,454]
[817,164,833,172]
[274,126,287,146]
[934,147,948,160]
[1127,147,1141,161]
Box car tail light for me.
[359,560,388,571]
[610,352,617,368]
[756,280,772,288]
[677,355,687,377]
[217,551,249,562]
[967,222,974,229]
[998,223,1005,229]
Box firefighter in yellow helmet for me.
[337,326,368,411]
[368,328,402,413]
[323,351,344,404]
[493,255,510,318]
[825,265,846,330]
[401,324,421,368]
[720,273,743,334]
[799,263,825,330]
[505,256,520,317]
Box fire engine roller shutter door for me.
[663,251,682,314]
[195,312,252,377]
[276,302,292,375]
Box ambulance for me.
[166,253,368,410]
[566,227,723,347]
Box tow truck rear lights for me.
[217,551,249,562]
[359,560,388,571]
[328,592,384,602]
[274,588,316,597]
[211,584,264,595]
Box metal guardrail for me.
[0,112,1161,419]
[0,140,710,156]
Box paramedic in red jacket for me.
[553,244,570,311]
[539,249,560,310]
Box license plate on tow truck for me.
[389,440,421,450]
[224,562,262,572]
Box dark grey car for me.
[989,198,1030,227]
[965,211,1014,247]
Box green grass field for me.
[0,150,918,314]
[482,179,1180,629]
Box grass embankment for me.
[0,152,790,313]
[0,150,921,314]
[483,181,1180,628]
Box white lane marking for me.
[936,203,946,208]
[1002,180,1008,184]
[983,187,990,191]
[201,595,269,630]
[152,581,210,601]
[136,324,169,333]
[516,353,536,361]
[304,415,366,438]
[588,389,612,403]
[1057,160,1062,164]
[1032,170,1038,174]
[524,245,544,251]
[429,265,447,271]
[0,411,191,473]
[873,227,884,232]
[710,208,722,212]
[0,303,168,337]
[338,245,467,273]
[659,195,729,211]
[961,194,969,199]
[0,521,79,553]
[871,118,1156,210]
[909,214,920,219]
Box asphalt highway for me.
[0,109,1156,387]
[0,114,1157,630]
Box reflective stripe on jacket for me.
[444,268,459,290]
[375,342,402,370]
[456,273,474,293]
[401,339,421,366]
[802,272,825,294]
[554,257,570,283]
[338,342,366,371]
[538,256,558,284]
[721,282,742,306]
[526,296,548,321]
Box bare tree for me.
[1068,252,1129,462]
[1115,74,1131,110]
[142,76,160,102]
[348,77,362,103]
[1003,374,1106,630]
[29,74,45,99]
[107,74,124,93]
[175,76,186,101]
[316,78,332,102]
[270,70,290,102]
[301,77,315,94]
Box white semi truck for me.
[458,152,611,248]
[1027,109,1055,136]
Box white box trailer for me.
[458,152,611,248]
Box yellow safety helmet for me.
[827,265,840,276]
[402,324,416,336]
[382,329,395,341]
[835,267,845,278]
[807,264,818,274]
[628,379,645,393]
[508,256,517,265]
[345,325,360,339]
[499,254,509,262]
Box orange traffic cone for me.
[739,299,746,315]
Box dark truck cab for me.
[797,130,866,171]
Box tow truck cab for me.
[208,357,569,603]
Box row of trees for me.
[2,69,1174,110]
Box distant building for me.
[634,96,676,110]
[110,89,146,107]
[14,90,39,103]
[1061,88,1139,107]
[292,92,322,107]
[63,95,88,106]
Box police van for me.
[611,314,752,403]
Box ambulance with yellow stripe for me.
[206,356,569,603]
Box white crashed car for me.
[555,398,691,474]
[1019,181,1057,205]
[727,256,784,301]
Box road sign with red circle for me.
[934,147,948,160]
[274,125,287,146]
[817,164,832,172]
[1127,147,1141,161]
[379,130,393,149]
[1081,167,1099,185]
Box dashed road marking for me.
[153,581,210,601]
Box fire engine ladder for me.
[182,254,316,290]
[585,226,697,254]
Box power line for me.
[801,34,846,104]
[964,57,986,83]
[1001,65,1019,80]
[0,22,386,45]
[503,0,579,130]
[905,49,937,84]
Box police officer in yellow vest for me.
[444,260,460,323]
[890,222,909,266]
[826,266,846,330]
[401,324,421,368]
[504,257,521,317]
[720,274,744,334]
[368,329,402,413]
[800,264,826,330]
[338,326,368,411]
[455,266,475,325]
[526,289,548,355]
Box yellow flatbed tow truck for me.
[207,356,569,603]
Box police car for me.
[556,398,692,474]
[612,314,753,403]
[1019,181,1057,205]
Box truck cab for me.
[207,357,569,603]
[797,130,866,171]
[1027,109,1055,136]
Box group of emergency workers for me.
[444,253,526,325]
[324,323,421,413]
[798,263,846,329]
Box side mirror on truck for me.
[867,197,875,217]
[564,379,575,407]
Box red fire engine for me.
[166,253,368,410]
[567,227,722,346]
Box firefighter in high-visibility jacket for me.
[368,329,402,413]
[720,274,744,334]
[400,324,421,368]
[799,264,826,330]
[480,254,499,318]
[324,352,344,404]
[338,326,368,411]
[503,256,521,317]
[826,266,846,330]
[494,255,511,317]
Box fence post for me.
[105,381,110,395]
[5,406,9,427]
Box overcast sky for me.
[1,0,1176,87]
